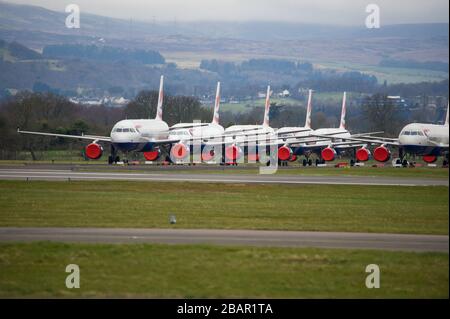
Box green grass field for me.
[0,242,447,298]
[315,61,449,84]
[0,181,447,234]
[149,165,449,179]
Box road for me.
[0,168,448,186]
[0,228,447,252]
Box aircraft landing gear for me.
[315,158,325,166]
[108,145,119,165]
[443,154,449,167]
[350,159,355,167]
[302,158,313,167]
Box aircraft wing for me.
[17,129,111,142]
[142,137,182,145]
[275,128,313,136]
[169,123,210,130]
[310,133,400,146]
[428,140,449,148]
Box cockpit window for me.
[122,128,130,133]
[410,131,418,136]
[115,128,123,132]
[402,131,410,135]
[418,131,424,136]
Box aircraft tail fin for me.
[445,102,449,126]
[305,89,313,129]
[155,75,164,121]
[212,82,221,125]
[339,92,347,130]
[263,85,271,127]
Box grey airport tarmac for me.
[0,165,448,186]
[0,164,448,252]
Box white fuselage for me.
[224,125,275,144]
[110,119,169,152]
[398,123,449,155]
[169,123,225,144]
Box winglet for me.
[445,102,449,126]
[155,75,164,121]
[339,92,347,130]
[263,85,271,127]
[212,82,221,125]
[305,89,313,129]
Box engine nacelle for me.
[278,146,293,161]
[289,155,297,162]
[356,147,371,162]
[171,143,189,160]
[321,147,337,162]
[201,147,216,162]
[85,143,103,160]
[143,148,161,161]
[225,145,243,161]
[423,155,437,163]
[373,146,391,163]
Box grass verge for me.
[0,242,447,298]
[0,181,448,234]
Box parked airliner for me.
[328,103,450,165]
[18,76,198,163]
[168,82,225,162]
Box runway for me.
[0,227,447,252]
[0,168,448,186]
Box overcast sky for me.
[7,0,450,25]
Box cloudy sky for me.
[7,0,450,25]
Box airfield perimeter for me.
[0,162,448,298]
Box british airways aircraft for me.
[168,82,225,162]
[18,76,201,164]
[313,103,450,166]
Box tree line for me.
[0,91,446,160]
[43,44,166,65]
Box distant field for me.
[0,181,447,235]
[163,51,449,85]
[0,242,447,298]
[315,61,449,84]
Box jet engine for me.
[355,147,371,162]
[171,143,189,160]
[225,145,243,161]
[85,143,103,160]
[321,147,336,162]
[278,146,293,161]
[373,146,391,162]
[143,148,161,161]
